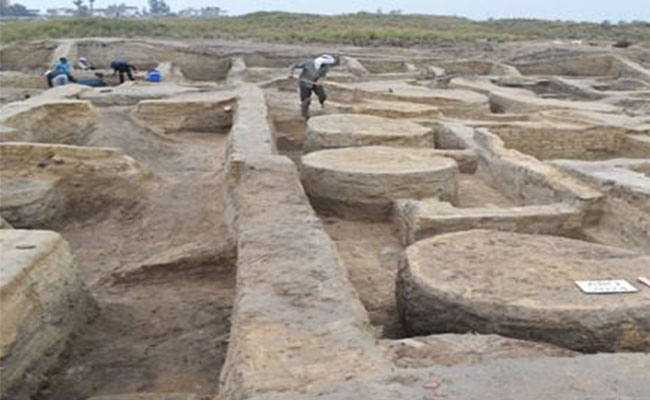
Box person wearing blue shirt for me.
[45,57,76,88]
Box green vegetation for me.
[1,12,648,46]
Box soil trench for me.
[34,104,234,399]
[321,215,406,338]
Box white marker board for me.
[575,280,638,294]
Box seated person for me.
[46,57,76,88]
[77,57,94,71]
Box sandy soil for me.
[33,105,234,399]
[456,173,517,208]
[321,216,405,338]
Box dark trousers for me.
[118,70,135,83]
[299,84,327,104]
[299,84,326,118]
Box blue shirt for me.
[52,61,71,76]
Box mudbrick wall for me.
[432,124,604,226]
[220,82,390,399]
[490,125,626,160]
[474,128,603,211]
[0,230,96,399]
[552,159,650,252]
[515,55,650,80]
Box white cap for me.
[314,54,336,70]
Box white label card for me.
[575,280,638,294]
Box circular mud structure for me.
[304,114,433,151]
[301,146,458,219]
[397,229,650,352]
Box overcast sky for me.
[21,0,650,22]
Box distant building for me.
[46,8,75,17]
[202,7,223,17]
[178,6,224,18]
[178,7,200,17]
[121,6,139,17]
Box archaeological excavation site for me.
[0,37,649,400]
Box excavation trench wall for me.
[433,123,603,224]
[132,95,237,134]
[0,99,99,145]
[487,125,630,160]
[485,122,650,161]
[0,41,58,72]
[76,40,232,81]
[514,55,650,81]
[0,230,96,400]
[358,59,410,74]
[242,54,297,68]
[220,83,391,399]
[552,159,650,252]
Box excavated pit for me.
[35,262,235,399]
[0,78,237,399]
[76,40,232,82]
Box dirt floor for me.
[318,174,516,340]
[33,105,234,399]
[321,216,405,338]
[456,173,517,208]
[35,270,233,399]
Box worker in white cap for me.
[289,54,339,118]
[77,57,93,71]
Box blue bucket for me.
[146,69,162,82]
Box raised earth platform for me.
[393,199,584,245]
[0,143,150,228]
[132,92,236,134]
[328,99,440,119]
[304,114,433,152]
[0,99,99,145]
[301,146,458,218]
[397,229,650,352]
[0,229,95,399]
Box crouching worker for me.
[46,57,76,88]
[110,59,137,83]
[289,54,338,118]
[77,57,94,71]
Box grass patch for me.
[1,12,648,46]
